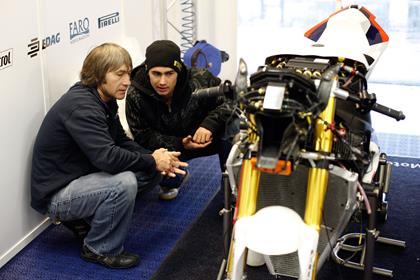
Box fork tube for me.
[304,96,336,278]
[235,158,261,219]
[226,157,262,277]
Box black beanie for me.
[145,40,183,73]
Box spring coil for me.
[180,0,195,53]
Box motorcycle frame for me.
[225,89,339,280]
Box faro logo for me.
[0,48,13,70]
[27,33,61,58]
[69,17,90,43]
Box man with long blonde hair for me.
[31,43,187,268]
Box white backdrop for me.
[0,0,47,268]
[39,0,123,106]
[0,0,237,268]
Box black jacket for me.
[125,62,231,152]
[31,82,155,214]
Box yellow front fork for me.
[304,96,336,279]
[235,159,262,220]
[226,157,261,276]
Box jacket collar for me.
[130,62,192,109]
[72,82,118,115]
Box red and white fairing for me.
[301,5,389,78]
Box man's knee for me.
[135,169,162,196]
[116,171,138,202]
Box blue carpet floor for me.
[0,132,418,280]
[0,155,222,280]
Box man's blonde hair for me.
[80,43,132,87]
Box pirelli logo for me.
[98,12,120,29]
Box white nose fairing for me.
[273,5,389,78]
[303,5,389,77]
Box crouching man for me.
[31,43,187,269]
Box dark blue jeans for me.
[47,170,161,256]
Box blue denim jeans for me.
[47,170,161,256]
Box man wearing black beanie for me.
[126,40,236,200]
[144,40,183,73]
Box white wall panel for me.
[0,0,47,268]
[39,0,123,106]
[193,0,237,81]
[122,0,155,65]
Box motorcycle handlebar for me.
[192,80,234,99]
[371,103,405,121]
[194,79,405,121]
[333,88,405,121]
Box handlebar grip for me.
[193,84,224,98]
[192,80,233,100]
[372,103,405,121]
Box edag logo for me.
[98,12,120,29]
[0,48,13,70]
[27,33,61,58]
[69,17,90,43]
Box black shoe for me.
[81,245,140,269]
[158,186,179,200]
[158,169,190,201]
[61,219,91,241]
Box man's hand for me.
[182,135,212,150]
[152,148,188,177]
[193,127,213,144]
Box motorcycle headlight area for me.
[249,66,320,114]
[245,67,321,168]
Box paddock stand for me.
[332,157,406,279]
[220,171,233,258]
[216,171,233,280]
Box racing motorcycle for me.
[195,5,406,280]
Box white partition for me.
[0,0,48,268]
[39,0,123,106]
[195,0,238,81]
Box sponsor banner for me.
[27,33,61,58]
[0,48,13,70]
[98,12,120,29]
[69,17,90,44]
[389,160,420,169]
